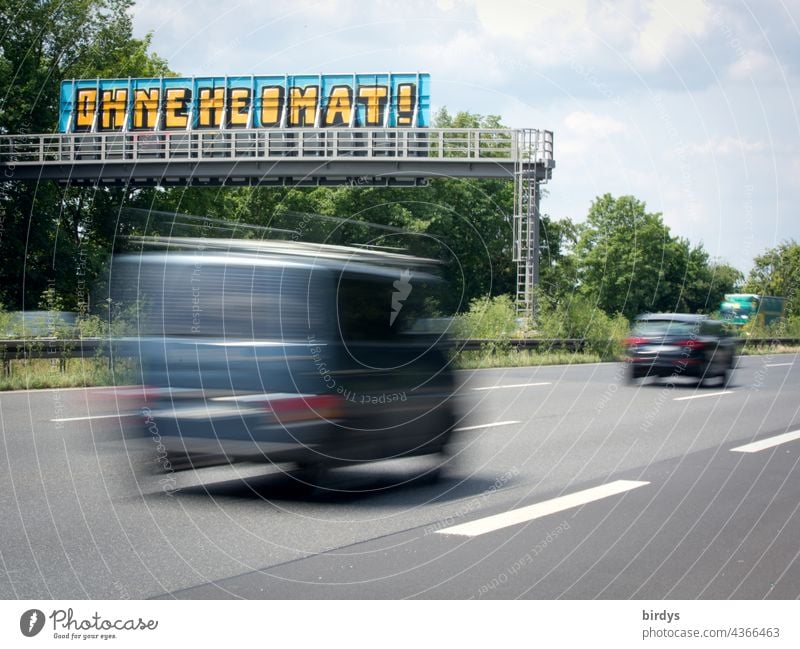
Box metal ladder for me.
[513,129,549,319]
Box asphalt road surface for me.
[0,354,798,599]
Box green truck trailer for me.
[718,294,786,328]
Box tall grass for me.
[0,358,137,391]
[454,349,602,369]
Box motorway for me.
[0,354,798,599]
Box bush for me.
[451,294,519,339]
[538,294,629,360]
[740,314,800,339]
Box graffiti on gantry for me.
[59,73,431,132]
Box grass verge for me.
[453,349,603,369]
[0,358,136,391]
[738,344,800,356]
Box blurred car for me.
[109,238,458,481]
[623,313,736,385]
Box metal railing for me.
[0,128,555,166]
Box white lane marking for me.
[454,420,520,432]
[435,480,650,537]
[765,362,794,367]
[673,391,735,401]
[731,430,800,454]
[472,382,551,391]
[50,413,136,422]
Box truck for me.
[718,294,786,328]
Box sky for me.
[130,0,800,275]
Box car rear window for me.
[632,320,698,337]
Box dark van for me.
[111,238,458,480]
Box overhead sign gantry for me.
[0,72,554,316]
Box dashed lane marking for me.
[436,480,650,537]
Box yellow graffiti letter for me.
[198,87,225,127]
[164,88,190,128]
[228,88,250,127]
[357,86,388,126]
[101,89,128,130]
[397,83,415,126]
[260,86,283,126]
[289,86,318,126]
[324,86,352,126]
[133,88,159,129]
[75,89,97,129]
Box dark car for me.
[109,238,458,483]
[623,313,736,386]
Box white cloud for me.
[563,110,626,136]
[433,0,714,75]
[687,136,766,156]
[471,0,588,40]
[557,110,627,157]
[635,0,711,70]
[726,49,783,82]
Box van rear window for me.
[112,256,326,340]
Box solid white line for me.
[454,420,520,432]
[472,382,551,391]
[765,362,794,367]
[673,391,735,401]
[435,480,650,537]
[731,430,800,454]
[50,413,136,423]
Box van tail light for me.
[624,337,647,346]
[269,394,345,423]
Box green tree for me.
[577,194,684,319]
[743,240,800,318]
[0,0,171,310]
[539,214,578,301]
[578,194,668,318]
[433,107,504,130]
[688,259,743,314]
[675,239,742,314]
[575,194,739,319]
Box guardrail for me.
[0,338,110,374]
[3,336,798,375]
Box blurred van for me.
[110,238,458,480]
